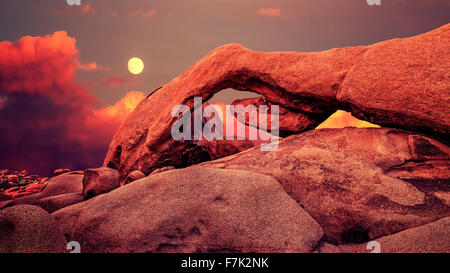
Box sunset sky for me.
[0,0,449,175]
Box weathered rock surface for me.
[53,168,70,176]
[105,100,256,183]
[231,96,323,137]
[52,167,323,253]
[104,24,449,182]
[82,167,120,200]
[201,128,450,244]
[0,173,83,212]
[0,205,66,253]
[123,170,146,185]
[39,172,83,197]
[338,24,450,138]
[339,217,450,253]
[313,242,341,253]
[32,193,84,214]
[150,166,175,175]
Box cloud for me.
[77,61,109,72]
[95,90,145,119]
[255,8,295,19]
[0,31,143,176]
[256,8,281,17]
[105,74,142,88]
[130,9,157,20]
[56,2,94,16]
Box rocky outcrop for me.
[104,100,256,183]
[201,128,450,244]
[339,217,450,253]
[0,205,66,253]
[82,167,120,200]
[231,96,320,137]
[124,170,146,185]
[104,24,450,182]
[53,169,70,176]
[52,167,323,253]
[0,172,83,212]
[0,169,48,199]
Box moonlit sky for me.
[0,0,448,175]
[1,0,449,106]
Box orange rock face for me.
[104,24,449,183]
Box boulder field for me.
[0,24,449,253]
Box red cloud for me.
[0,32,144,176]
[256,8,281,17]
[95,91,145,119]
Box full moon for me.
[128,57,144,75]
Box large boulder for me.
[201,128,450,244]
[104,24,449,182]
[40,172,83,197]
[32,193,84,214]
[0,205,66,253]
[339,217,450,253]
[82,167,120,200]
[52,167,323,253]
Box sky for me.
[0,0,449,175]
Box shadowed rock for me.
[201,128,450,244]
[339,217,450,253]
[104,24,450,182]
[0,192,11,202]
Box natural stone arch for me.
[104,24,450,182]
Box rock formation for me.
[104,24,449,183]
[0,24,448,253]
[201,128,450,244]
[0,172,84,212]
[53,167,323,253]
[82,167,120,200]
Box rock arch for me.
[104,24,449,182]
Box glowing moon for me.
[128,57,144,75]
